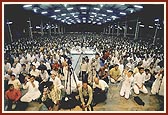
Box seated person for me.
[93,77,109,104]
[133,67,148,95]
[144,69,152,87]
[78,81,93,111]
[21,76,41,102]
[5,84,21,111]
[41,81,61,111]
[8,74,21,90]
[151,69,164,96]
[120,70,134,99]
[110,64,122,83]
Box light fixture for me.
[107,10,113,13]
[23,5,32,8]
[139,25,144,27]
[134,5,143,9]
[54,10,61,12]
[120,12,126,15]
[6,21,13,24]
[51,15,56,18]
[102,14,107,17]
[155,19,159,21]
[94,8,100,10]
[61,14,66,16]
[41,11,48,14]
[149,26,153,29]
[80,7,87,10]
[67,7,73,10]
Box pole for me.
[7,20,13,42]
[124,21,127,38]
[29,18,33,39]
[108,25,111,34]
[40,21,44,37]
[48,22,51,36]
[134,18,139,40]
[153,21,159,44]
[117,22,119,36]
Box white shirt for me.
[30,69,40,77]
[8,79,21,90]
[93,80,109,91]
[39,70,49,82]
[49,77,64,90]
[134,72,146,87]
[23,80,40,93]
[4,63,11,73]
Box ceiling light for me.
[82,12,87,14]
[120,12,126,15]
[51,15,56,18]
[134,5,143,8]
[67,7,73,10]
[149,26,153,29]
[54,10,60,12]
[139,25,144,27]
[107,18,111,21]
[99,17,103,19]
[94,8,100,10]
[6,21,13,24]
[36,26,41,29]
[57,18,61,20]
[41,11,48,14]
[107,10,113,13]
[93,22,96,24]
[80,7,87,10]
[102,14,107,17]
[23,5,32,8]
[61,14,66,16]
[155,19,159,21]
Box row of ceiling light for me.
[23,4,143,25]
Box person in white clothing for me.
[8,74,21,90]
[151,69,164,96]
[133,67,148,94]
[21,76,41,102]
[93,77,109,104]
[49,74,64,90]
[120,70,134,99]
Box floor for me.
[4,54,164,112]
[24,54,164,112]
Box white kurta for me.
[120,75,134,99]
[133,72,148,94]
[151,73,164,96]
[21,80,41,102]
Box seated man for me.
[5,84,21,111]
[109,64,122,83]
[41,81,61,111]
[133,67,148,95]
[93,77,109,104]
[78,81,93,111]
[21,76,41,102]
[8,74,21,90]
[120,70,134,99]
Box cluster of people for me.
[4,33,164,111]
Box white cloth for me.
[39,70,49,82]
[8,79,21,90]
[93,80,109,91]
[49,77,64,90]
[133,72,148,94]
[151,73,164,96]
[120,76,134,99]
[21,80,41,102]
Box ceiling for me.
[22,4,144,25]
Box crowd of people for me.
[4,33,164,111]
